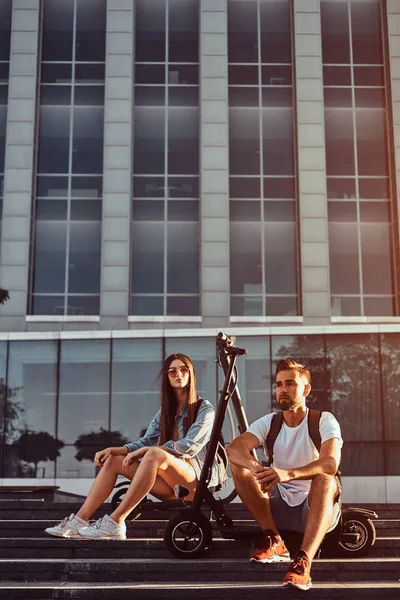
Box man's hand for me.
[252,465,291,494]
[122,447,150,471]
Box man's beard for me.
[278,397,297,411]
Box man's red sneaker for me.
[250,530,290,563]
[283,549,312,591]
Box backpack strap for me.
[307,409,322,452]
[265,412,283,466]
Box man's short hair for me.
[275,359,311,384]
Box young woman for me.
[45,353,221,540]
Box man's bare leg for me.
[230,463,279,532]
[300,473,338,561]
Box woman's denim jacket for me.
[125,398,224,489]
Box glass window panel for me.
[74,64,105,83]
[321,1,350,64]
[380,333,400,440]
[229,87,259,107]
[328,222,360,294]
[58,341,110,444]
[230,222,262,294]
[323,66,351,86]
[70,199,102,221]
[168,177,199,198]
[41,63,72,84]
[386,443,400,475]
[351,1,383,65]
[134,177,165,198]
[325,334,382,441]
[231,295,263,317]
[261,88,292,108]
[168,107,198,175]
[71,176,102,198]
[168,87,198,107]
[324,88,352,108]
[358,178,389,200]
[230,177,261,199]
[37,176,69,197]
[361,223,392,295]
[75,0,106,62]
[32,295,65,315]
[74,86,105,106]
[355,88,385,109]
[168,200,199,221]
[229,65,258,86]
[111,339,162,442]
[0,106,8,173]
[133,200,164,221]
[33,222,67,294]
[263,177,295,199]
[327,178,356,200]
[0,86,8,104]
[67,295,100,316]
[260,0,291,64]
[131,295,163,315]
[135,64,165,84]
[264,222,296,294]
[42,0,73,61]
[354,66,384,87]
[41,85,71,105]
[340,442,384,476]
[359,202,389,223]
[132,222,164,293]
[36,199,68,220]
[38,106,70,174]
[134,107,165,174]
[167,223,199,293]
[168,64,198,85]
[135,86,165,106]
[169,0,198,63]
[356,108,388,176]
[262,108,294,175]
[135,0,165,62]
[68,222,101,294]
[364,297,393,317]
[230,201,261,221]
[72,107,104,173]
[331,296,361,317]
[262,65,292,86]
[0,0,12,61]
[228,0,258,63]
[264,201,295,222]
[167,296,199,316]
[325,109,355,176]
[266,296,297,317]
[230,108,260,175]
[0,63,9,83]
[328,201,357,222]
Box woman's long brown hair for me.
[159,353,199,446]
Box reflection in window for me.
[228,0,297,316]
[132,0,199,315]
[31,0,106,315]
[0,0,12,255]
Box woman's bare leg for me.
[76,455,138,521]
[110,447,197,524]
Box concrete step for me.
[0,536,399,559]
[0,557,400,584]
[0,581,400,600]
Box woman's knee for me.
[101,454,124,473]
[143,446,169,467]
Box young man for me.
[226,359,342,591]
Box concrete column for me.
[100,0,134,330]
[0,0,40,331]
[386,0,400,313]
[294,0,331,325]
[200,0,230,328]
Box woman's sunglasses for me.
[167,366,189,376]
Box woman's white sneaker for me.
[78,515,127,540]
[45,514,88,538]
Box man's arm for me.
[226,432,262,475]
[255,437,341,494]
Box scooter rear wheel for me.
[164,508,213,559]
[110,486,143,521]
[339,516,376,557]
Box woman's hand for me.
[94,446,128,467]
[122,447,150,471]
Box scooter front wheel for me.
[339,516,376,557]
[164,508,213,559]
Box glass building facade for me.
[0,0,400,502]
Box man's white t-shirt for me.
[247,408,343,507]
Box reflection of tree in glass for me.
[74,428,128,463]
[14,429,65,477]
[0,289,9,305]
[0,378,25,441]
